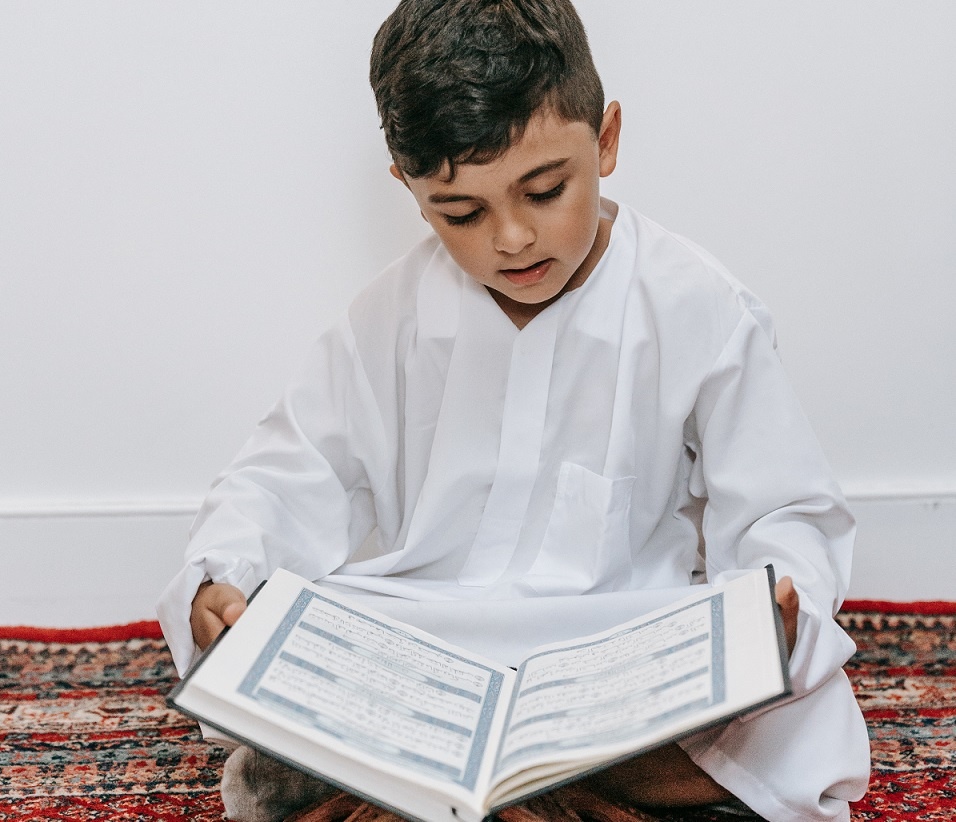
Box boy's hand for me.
[775,576,800,657]
[190,581,247,650]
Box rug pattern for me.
[838,610,956,820]
[1,608,955,821]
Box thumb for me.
[204,582,247,624]
[774,576,800,656]
[221,598,247,627]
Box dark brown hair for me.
[370,0,605,178]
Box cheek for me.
[555,200,600,256]
[433,228,487,277]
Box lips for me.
[500,259,553,286]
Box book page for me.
[494,594,724,778]
[234,587,505,792]
[184,571,510,800]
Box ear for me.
[597,101,622,178]
[389,163,409,186]
[389,163,430,223]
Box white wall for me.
[2,2,954,625]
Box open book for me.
[168,567,790,822]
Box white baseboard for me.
[0,502,198,628]
[845,491,956,601]
[0,491,953,627]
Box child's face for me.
[394,103,621,324]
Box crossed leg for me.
[583,742,733,807]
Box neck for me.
[489,215,613,330]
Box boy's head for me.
[370,0,605,179]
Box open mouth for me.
[500,259,553,286]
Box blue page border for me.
[494,592,726,772]
[235,589,503,791]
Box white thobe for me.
[157,201,870,821]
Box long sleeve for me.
[689,308,856,700]
[156,321,387,674]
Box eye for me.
[528,181,566,203]
[443,208,482,227]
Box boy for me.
[158,0,870,819]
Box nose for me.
[493,211,535,255]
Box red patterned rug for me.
[1,602,955,821]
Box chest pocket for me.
[521,461,636,595]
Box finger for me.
[774,576,800,657]
[191,582,246,649]
[221,600,247,627]
[191,607,226,651]
[204,583,247,622]
[775,576,798,608]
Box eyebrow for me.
[427,158,569,204]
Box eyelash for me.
[444,210,482,227]
[442,181,567,227]
[529,181,566,203]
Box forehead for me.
[416,111,597,196]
